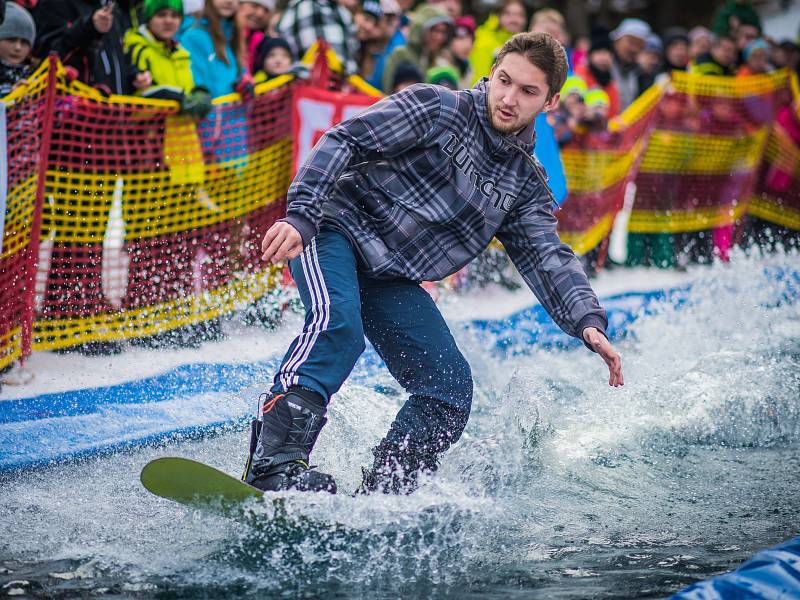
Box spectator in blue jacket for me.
[179,0,245,97]
[365,0,404,91]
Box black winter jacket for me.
[33,0,138,95]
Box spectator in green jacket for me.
[124,0,212,117]
[469,0,525,82]
[381,4,452,94]
[689,34,737,76]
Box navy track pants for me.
[271,227,473,446]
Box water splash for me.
[1,250,798,598]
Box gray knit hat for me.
[0,2,36,46]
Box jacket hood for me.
[407,5,452,48]
[468,78,537,157]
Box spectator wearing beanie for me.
[389,60,421,93]
[426,64,458,89]
[382,4,452,94]
[34,0,150,95]
[661,28,690,73]
[575,30,621,118]
[610,17,652,111]
[688,26,713,60]
[0,1,36,96]
[365,0,404,92]
[638,34,662,76]
[712,0,761,37]
[737,38,771,76]
[253,35,293,81]
[550,75,587,146]
[239,0,274,72]
[355,0,384,80]
[449,15,474,88]
[124,0,212,118]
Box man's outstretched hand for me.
[261,222,304,264]
[583,327,624,387]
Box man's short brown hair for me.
[494,32,568,100]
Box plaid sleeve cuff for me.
[576,314,608,352]
[280,214,318,247]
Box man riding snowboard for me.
[243,31,624,495]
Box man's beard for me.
[489,104,534,135]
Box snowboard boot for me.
[356,397,467,495]
[356,435,440,495]
[242,387,336,494]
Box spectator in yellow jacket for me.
[124,0,212,117]
[469,0,526,82]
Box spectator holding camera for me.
[550,75,587,146]
[575,31,621,117]
[34,0,150,95]
[382,4,452,94]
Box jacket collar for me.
[137,24,180,51]
[469,78,537,157]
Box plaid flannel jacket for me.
[283,80,608,344]
[277,0,358,74]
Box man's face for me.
[712,39,737,67]
[380,14,399,37]
[530,19,567,46]
[488,52,559,135]
[614,35,644,64]
[498,1,525,34]
[637,49,661,74]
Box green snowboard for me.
[141,457,264,514]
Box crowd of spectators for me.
[0,0,797,112]
[0,0,797,133]
[0,0,798,274]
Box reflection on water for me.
[1,251,798,599]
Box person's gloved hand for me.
[235,73,255,100]
[289,64,311,81]
[181,87,213,119]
